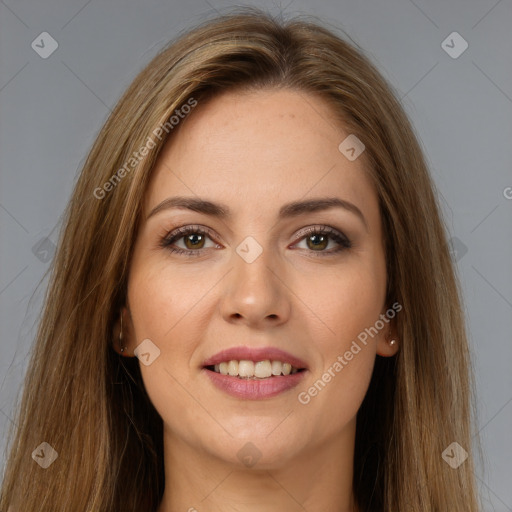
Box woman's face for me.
[122,88,397,469]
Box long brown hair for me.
[1,7,480,511]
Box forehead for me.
[144,88,379,226]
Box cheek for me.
[297,347,376,440]
[295,292,378,439]
[126,263,214,445]
[292,257,385,429]
[127,257,216,349]
[300,256,386,353]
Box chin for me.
[207,432,301,469]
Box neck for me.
[157,422,357,512]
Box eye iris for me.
[185,233,205,249]
[307,234,328,250]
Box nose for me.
[219,245,291,328]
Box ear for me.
[376,319,399,357]
[111,306,136,357]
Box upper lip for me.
[202,346,308,370]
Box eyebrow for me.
[147,196,368,230]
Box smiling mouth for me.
[204,359,306,379]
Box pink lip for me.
[201,346,308,400]
[201,346,308,370]
[202,368,307,400]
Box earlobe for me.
[112,307,135,357]
[376,326,400,357]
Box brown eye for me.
[160,226,218,256]
[306,233,329,251]
[183,232,206,250]
[293,226,352,255]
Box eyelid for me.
[291,224,350,243]
[160,223,352,257]
[162,224,349,242]
[166,224,217,240]
[159,224,220,249]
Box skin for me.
[113,88,399,512]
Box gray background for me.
[0,0,511,510]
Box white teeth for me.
[211,359,301,378]
[254,360,272,378]
[227,360,239,376]
[238,360,254,377]
[271,360,282,375]
[219,362,229,375]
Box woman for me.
[0,7,480,511]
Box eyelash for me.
[159,224,352,257]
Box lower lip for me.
[203,368,307,399]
